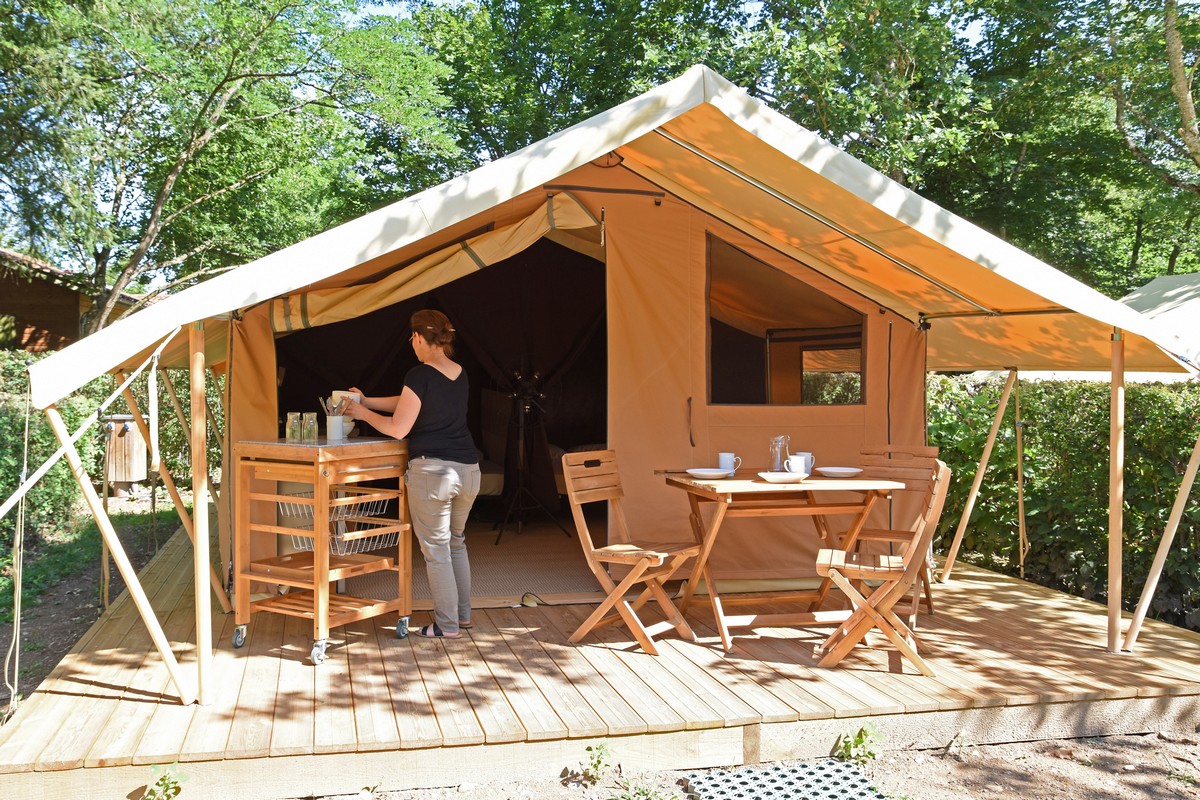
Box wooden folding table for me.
[662,471,904,651]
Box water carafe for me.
[768,434,790,472]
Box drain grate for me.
[681,760,886,800]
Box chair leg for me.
[570,559,653,649]
[646,577,695,642]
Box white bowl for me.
[757,471,807,483]
[815,466,863,478]
[686,467,734,480]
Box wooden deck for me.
[2,528,1200,800]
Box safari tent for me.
[13,65,1198,704]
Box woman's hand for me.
[343,399,366,420]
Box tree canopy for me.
[1,0,1196,328]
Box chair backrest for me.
[561,449,633,564]
[880,459,951,605]
[860,445,942,532]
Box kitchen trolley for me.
[232,438,411,664]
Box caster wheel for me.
[396,616,410,639]
[310,640,328,665]
[232,625,247,649]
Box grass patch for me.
[1,506,184,622]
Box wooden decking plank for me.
[225,610,287,759]
[666,614,804,725]
[556,602,728,731]
[267,614,317,757]
[681,612,838,721]
[530,604,688,734]
[344,621,402,752]
[141,614,241,765]
[32,540,195,771]
[83,575,199,767]
[313,627,358,755]
[0,533,186,767]
[484,608,607,738]
[510,605,649,736]
[756,616,958,715]
[931,607,1140,703]
[405,624,486,747]
[370,616,443,749]
[464,609,570,742]
[650,634,765,727]
[441,625,527,744]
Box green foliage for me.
[142,763,187,800]
[584,742,613,784]
[605,777,683,800]
[833,722,884,766]
[929,374,1200,629]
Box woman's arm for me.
[348,386,400,413]
[344,386,421,440]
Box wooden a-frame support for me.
[44,406,196,706]
[1122,416,1200,650]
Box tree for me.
[402,0,750,164]
[0,0,462,333]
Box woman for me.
[344,310,481,639]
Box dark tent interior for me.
[275,238,607,522]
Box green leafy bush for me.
[929,374,1200,630]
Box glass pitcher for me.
[769,434,790,472]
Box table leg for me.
[678,496,733,651]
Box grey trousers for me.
[405,457,481,634]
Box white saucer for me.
[815,466,863,478]
[686,467,734,479]
[757,471,807,483]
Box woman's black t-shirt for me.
[403,363,478,464]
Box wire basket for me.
[280,489,399,556]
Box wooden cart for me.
[232,438,411,664]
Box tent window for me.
[708,235,865,405]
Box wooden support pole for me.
[118,375,231,613]
[190,323,214,704]
[1123,426,1200,651]
[1015,379,1028,578]
[159,368,191,438]
[1108,331,1125,654]
[941,368,1018,582]
[44,405,195,705]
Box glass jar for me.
[285,412,301,442]
[302,412,318,442]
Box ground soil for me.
[3,494,1199,798]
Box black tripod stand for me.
[494,372,571,544]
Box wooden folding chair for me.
[814,458,950,676]
[853,445,942,622]
[561,450,701,655]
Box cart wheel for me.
[310,640,328,665]
[396,616,410,639]
[232,625,247,649]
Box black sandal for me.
[416,622,460,639]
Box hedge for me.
[928,374,1200,630]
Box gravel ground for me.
[299,731,1200,800]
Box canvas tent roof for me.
[27,64,1197,409]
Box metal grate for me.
[279,488,398,556]
[681,760,885,800]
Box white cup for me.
[785,452,814,475]
[717,452,742,473]
[326,415,346,440]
